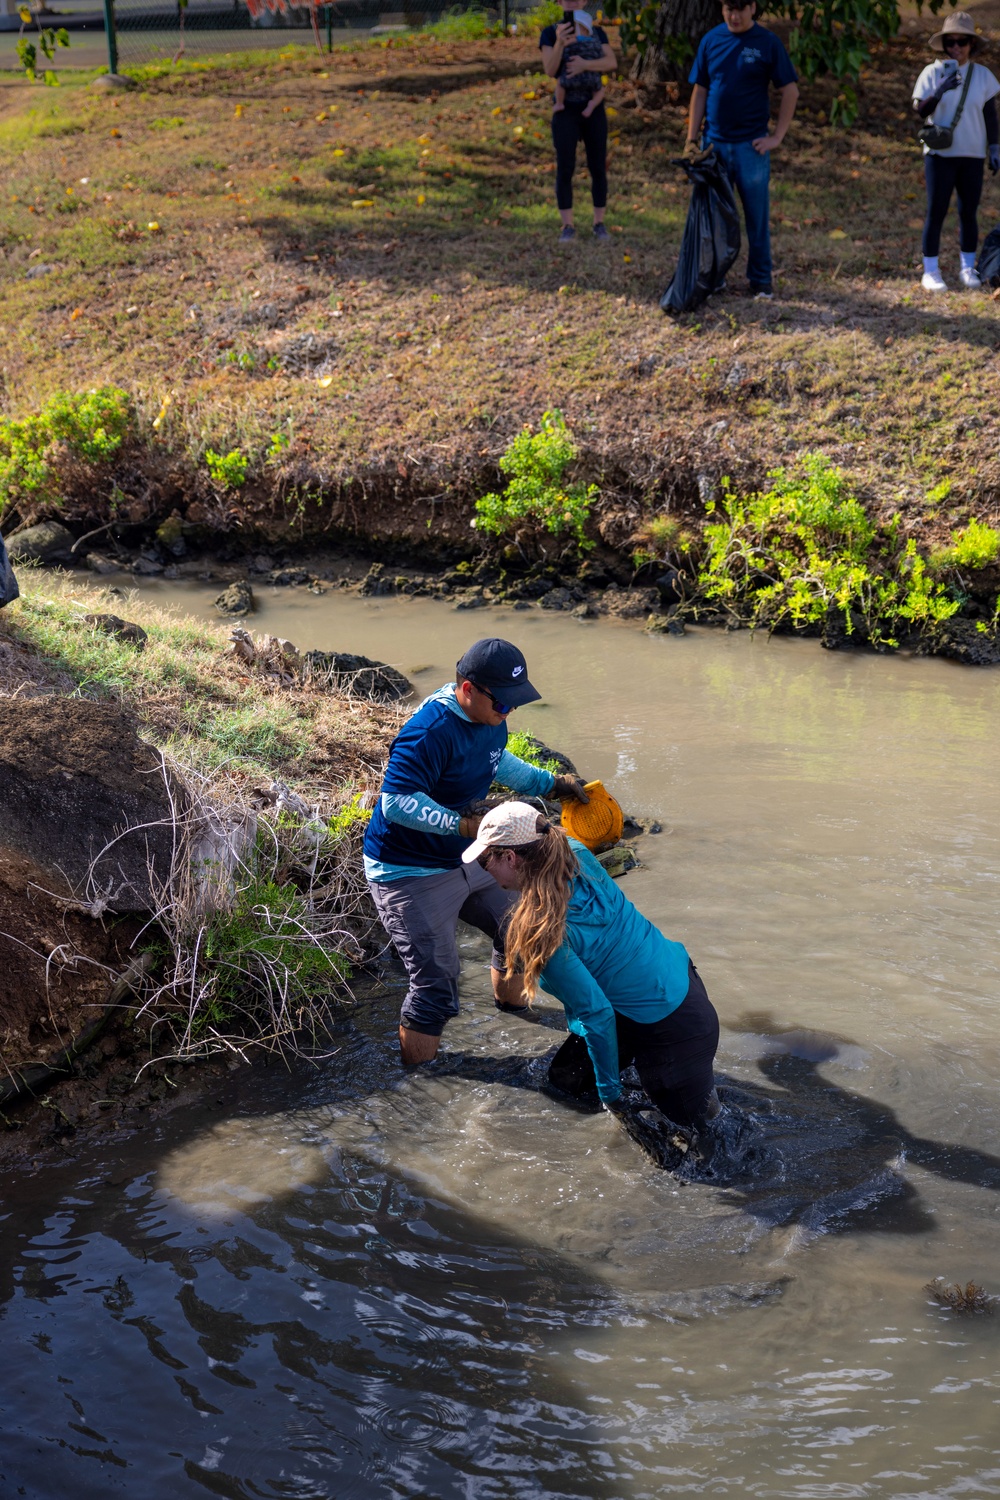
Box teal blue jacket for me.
[538,841,691,1103]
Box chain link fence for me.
[0,0,532,75]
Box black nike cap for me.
[456,638,541,708]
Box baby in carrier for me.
[554,11,605,118]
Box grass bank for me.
[1,22,999,639]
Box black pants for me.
[548,961,720,1128]
[552,102,608,212]
[923,154,984,256]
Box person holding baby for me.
[540,9,618,240]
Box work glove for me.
[550,774,590,804]
[682,139,701,160]
[458,813,482,839]
[989,144,1000,175]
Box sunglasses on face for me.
[945,37,971,48]
[471,681,513,716]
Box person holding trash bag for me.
[661,148,741,314]
[912,12,999,293]
[685,0,798,299]
[363,639,591,1067]
[540,10,618,241]
[463,802,722,1156]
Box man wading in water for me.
[363,638,590,1065]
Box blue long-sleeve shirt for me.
[538,841,691,1103]
[363,683,556,882]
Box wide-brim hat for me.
[930,12,984,52]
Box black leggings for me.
[552,102,608,212]
[548,961,720,1128]
[923,154,984,256]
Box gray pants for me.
[369,863,515,1036]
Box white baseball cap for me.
[461,801,545,863]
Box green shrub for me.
[0,386,134,520]
[698,454,958,647]
[423,6,492,38]
[930,519,1000,574]
[519,0,563,34]
[474,409,597,551]
[205,447,248,488]
[201,876,350,1015]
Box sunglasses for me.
[471,681,513,716]
[944,36,972,47]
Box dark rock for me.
[359,563,394,598]
[394,576,418,595]
[268,568,311,588]
[83,614,148,651]
[302,651,412,702]
[214,580,254,616]
[250,553,274,574]
[506,577,554,601]
[596,844,639,879]
[86,551,120,576]
[454,591,487,611]
[516,735,577,778]
[646,612,687,636]
[572,603,593,619]
[655,568,684,606]
[539,586,576,611]
[0,698,179,913]
[931,618,1000,666]
[601,584,660,619]
[648,822,663,834]
[6,521,76,563]
[155,515,186,557]
[132,554,164,576]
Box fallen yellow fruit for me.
[315,111,328,122]
[828,228,847,239]
[513,126,524,135]
[417,193,426,205]
[352,199,375,208]
[417,133,431,144]
[316,376,334,387]
[332,148,345,157]
[606,106,617,117]
[234,104,244,119]
[147,221,161,231]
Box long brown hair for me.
[501,818,580,998]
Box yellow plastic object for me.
[560,781,624,853]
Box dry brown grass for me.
[1,23,999,553]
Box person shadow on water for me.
[428,1008,1000,1237]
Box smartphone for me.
[562,8,575,27]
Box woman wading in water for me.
[462,803,722,1155]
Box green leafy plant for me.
[0,386,134,520]
[697,454,958,648]
[326,792,371,842]
[267,429,291,460]
[204,447,248,489]
[930,519,1000,574]
[423,5,493,39]
[474,409,597,552]
[16,5,70,86]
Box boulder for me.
[0,698,178,912]
[600,584,660,619]
[359,563,394,598]
[83,614,148,651]
[302,650,412,702]
[86,551,121,576]
[930,618,1000,667]
[215,580,255,616]
[6,521,76,564]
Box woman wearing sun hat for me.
[912,11,1000,292]
[463,801,721,1147]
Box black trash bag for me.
[661,149,741,316]
[0,532,19,610]
[977,225,1000,288]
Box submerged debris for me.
[926,1278,996,1314]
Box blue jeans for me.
[708,138,772,289]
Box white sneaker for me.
[921,269,947,292]
[960,265,982,289]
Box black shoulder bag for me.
[919,63,974,152]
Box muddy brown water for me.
[4,582,1000,1498]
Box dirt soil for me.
[0,11,999,560]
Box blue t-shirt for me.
[689,23,797,144]
[538,841,691,1102]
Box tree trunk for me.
[630,0,718,108]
